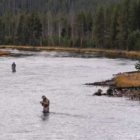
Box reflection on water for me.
[0,50,140,140]
[41,113,50,121]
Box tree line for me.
[0,0,139,50]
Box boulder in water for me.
[93,89,103,96]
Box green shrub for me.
[135,60,140,71]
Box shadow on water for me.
[44,111,85,119]
[40,111,86,121]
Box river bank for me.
[87,71,140,101]
[0,45,140,59]
[0,50,10,56]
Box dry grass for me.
[0,50,10,56]
[115,72,140,87]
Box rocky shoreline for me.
[86,71,140,101]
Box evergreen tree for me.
[93,6,105,48]
[75,11,86,47]
[0,18,4,44]
[27,13,42,45]
[17,13,29,45]
[128,30,140,50]
[110,5,119,49]
[116,0,130,50]
[104,6,112,48]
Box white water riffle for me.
[0,50,139,140]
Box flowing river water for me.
[0,49,140,140]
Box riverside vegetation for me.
[0,0,139,51]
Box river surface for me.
[0,49,140,140]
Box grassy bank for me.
[114,71,140,101]
[0,45,140,59]
[92,71,140,100]
[115,71,140,88]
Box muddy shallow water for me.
[0,50,140,140]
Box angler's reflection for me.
[41,112,50,121]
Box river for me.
[0,49,140,140]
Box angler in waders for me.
[40,95,50,114]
